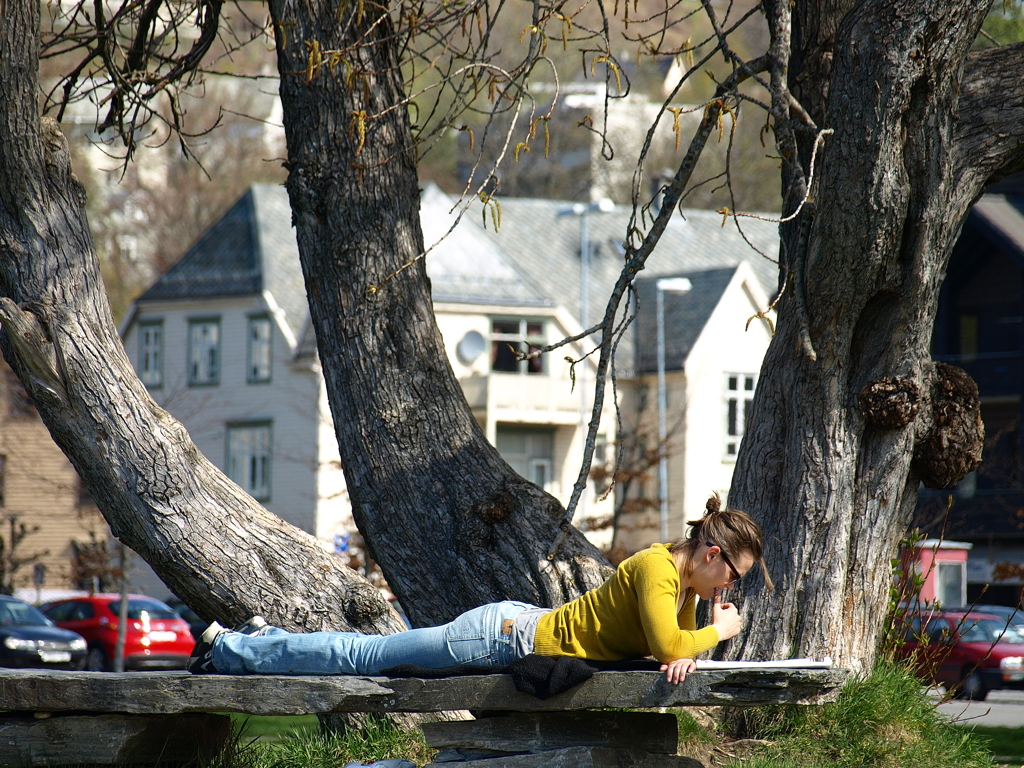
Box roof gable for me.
[971,194,1024,264]
[633,267,738,372]
[138,190,262,303]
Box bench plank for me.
[0,668,847,715]
[422,746,706,768]
[421,711,678,754]
[0,713,230,766]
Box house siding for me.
[123,296,322,536]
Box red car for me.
[897,610,1024,700]
[41,594,195,671]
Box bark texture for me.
[730,1,1024,669]
[266,0,610,627]
[0,0,608,635]
[0,0,402,635]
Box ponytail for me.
[669,493,774,590]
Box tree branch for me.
[954,41,1024,191]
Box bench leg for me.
[0,713,231,765]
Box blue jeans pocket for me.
[444,606,490,664]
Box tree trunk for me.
[266,0,610,627]
[0,0,607,637]
[730,0,1024,670]
[0,0,399,635]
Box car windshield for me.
[0,601,53,627]
[106,598,179,620]
[959,618,1024,644]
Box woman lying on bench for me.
[188,494,773,683]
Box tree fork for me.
[729,0,1019,669]
[0,0,403,636]
[267,0,611,627]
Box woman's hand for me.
[660,657,696,684]
[711,590,741,641]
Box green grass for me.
[673,709,718,746]
[213,714,435,768]
[228,714,320,742]
[722,659,995,768]
[969,726,1024,761]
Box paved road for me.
[937,690,1024,728]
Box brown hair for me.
[669,493,775,590]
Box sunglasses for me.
[707,540,742,585]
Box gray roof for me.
[972,194,1024,260]
[463,196,780,330]
[454,195,780,374]
[420,185,551,307]
[138,184,779,371]
[138,184,309,341]
[138,184,551,348]
[634,268,738,372]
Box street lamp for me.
[557,199,615,529]
[656,277,692,542]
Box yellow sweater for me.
[532,544,720,662]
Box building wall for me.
[0,359,171,597]
[434,302,617,547]
[681,268,774,520]
[122,296,323,537]
[314,372,352,544]
[613,266,773,553]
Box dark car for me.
[165,597,209,640]
[41,594,194,671]
[0,595,87,670]
[897,610,1024,700]
[946,604,1024,631]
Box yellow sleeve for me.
[634,559,719,662]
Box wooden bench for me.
[0,667,848,766]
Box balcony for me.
[935,352,1021,399]
[459,373,582,425]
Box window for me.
[3,367,35,418]
[188,319,220,386]
[491,319,545,374]
[937,561,966,607]
[925,618,952,645]
[248,317,272,383]
[496,427,553,490]
[138,321,163,388]
[725,373,757,458]
[959,314,978,359]
[227,423,272,500]
[77,475,94,508]
[0,454,5,507]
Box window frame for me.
[226,421,272,502]
[937,560,967,607]
[724,372,757,461]
[138,319,164,389]
[247,315,273,384]
[187,317,221,387]
[490,318,546,375]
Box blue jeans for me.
[212,601,539,675]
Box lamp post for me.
[655,277,692,542]
[557,199,614,529]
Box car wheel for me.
[960,669,988,701]
[86,645,109,672]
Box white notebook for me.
[695,657,833,669]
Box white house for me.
[120,183,620,555]
[459,195,779,550]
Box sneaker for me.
[233,616,270,637]
[187,621,226,674]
